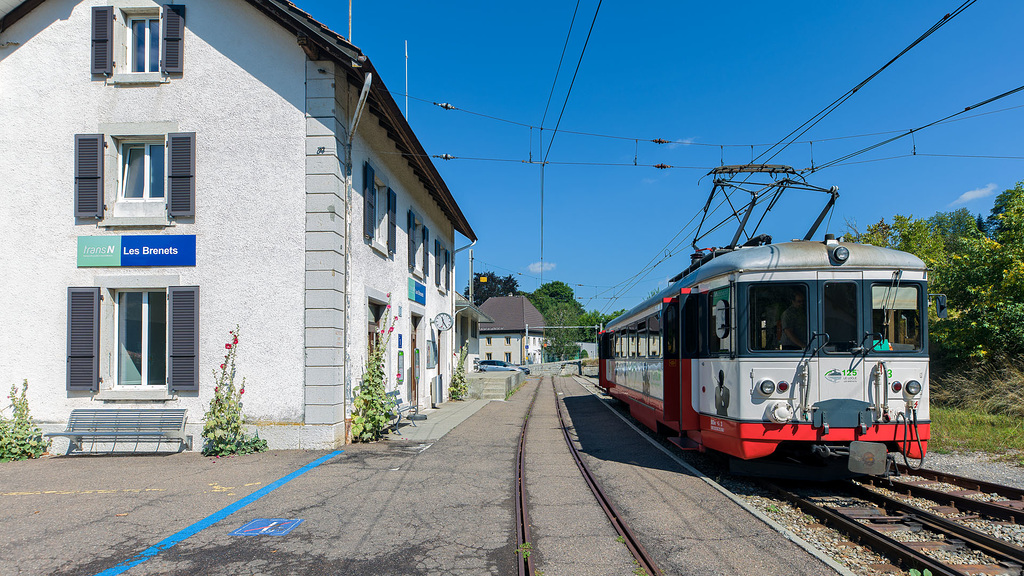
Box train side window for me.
[682,295,699,356]
[823,282,859,352]
[872,284,922,351]
[637,322,648,357]
[648,315,661,358]
[708,287,732,354]
[615,333,622,358]
[627,328,636,357]
[663,303,679,358]
[749,283,807,352]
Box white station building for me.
[0,0,476,449]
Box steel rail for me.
[552,378,662,576]
[845,480,1024,564]
[767,482,963,576]
[896,465,1024,502]
[515,381,541,576]
[870,474,1024,524]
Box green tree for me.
[528,281,584,319]
[578,309,626,340]
[466,271,520,306]
[544,303,583,361]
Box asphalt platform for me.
[1,378,840,575]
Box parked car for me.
[478,360,531,374]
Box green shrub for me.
[201,327,267,456]
[450,345,468,400]
[0,380,47,462]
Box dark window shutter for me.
[435,240,442,286]
[363,162,375,240]
[67,288,100,391]
[161,5,186,74]
[422,226,429,278]
[74,134,104,219]
[91,7,113,75]
[445,249,451,291]
[167,132,195,217]
[407,210,415,268]
[167,286,199,391]
[387,188,397,255]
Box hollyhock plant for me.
[351,295,400,442]
[201,327,267,456]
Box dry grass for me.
[930,356,1024,462]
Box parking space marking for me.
[93,450,343,576]
[2,488,167,497]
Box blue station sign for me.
[408,278,426,305]
[77,235,196,267]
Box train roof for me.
[605,240,926,330]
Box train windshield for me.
[872,285,922,351]
[748,283,807,351]
[822,282,859,353]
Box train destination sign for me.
[77,235,197,267]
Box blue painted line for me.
[94,450,343,576]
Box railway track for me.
[514,376,661,576]
[770,479,1024,576]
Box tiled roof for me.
[479,296,545,333]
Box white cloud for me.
[951,183,998,206]
[666,137,698,150]
[528,261,556,274]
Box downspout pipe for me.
[450,239,476,382]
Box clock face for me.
[434,312,454,331]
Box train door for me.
[661,298,681,430]
[814,272,868,426]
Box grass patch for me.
[929,406,1024,461]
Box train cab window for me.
[872,285,922,351]
[708,287,732,354]
[648,316,661,358]
[682,295,699,356]
[823,282,859,353]
[748,283,807,351]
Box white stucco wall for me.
[348,118,458,410]
[0,0,308,442]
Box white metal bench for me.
[385,390,418,431]
[46,408,191,453]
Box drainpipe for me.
[343,72,373,436]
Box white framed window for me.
[115,290,167,387]
[373,179,388,249]
[119,140,165,201]
[504,352,512,363]
[505,337,511,345]
[485,353,492,360]
[129,17,160,73]
[486,337,492,345]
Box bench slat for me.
[47,408,191,453]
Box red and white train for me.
[598,235,931,477]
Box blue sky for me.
[293,1,1024,315]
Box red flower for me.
[233,338,238,345]
[388,327,394,333]
[220,364,225,369]
[215,387,219,393]
[226,344,232,349]
[240,388,245,395]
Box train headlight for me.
[905,380,922,396]
[768,402,793,423]
[832,245,850,263]
[758,379,776,395]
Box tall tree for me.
[528,281,584,319]
[465,271,519,306]
[543,303,583,361]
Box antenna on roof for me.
[348,0,353,41]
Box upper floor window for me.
[363,162,396,255]
[120,141,165,201]
[505,336,511,346]
[130,18,160,73]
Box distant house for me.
[478,296,545,365]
